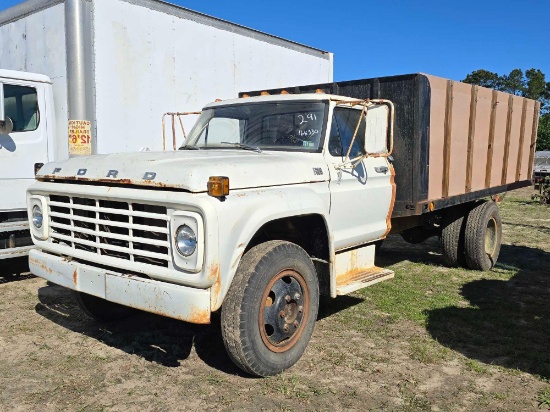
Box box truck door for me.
[0,81,49,209]
[325,106,393,250]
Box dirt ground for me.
[0,187,549,411]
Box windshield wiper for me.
[179,145,201,150]
[220,142,262,153]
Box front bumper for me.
[0,220,33,260]
[29,249,211,324]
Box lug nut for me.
[294,293,301,300]
[298,306,303,313]
[283,324,289,332]
[293,321,299,328]
[279,310,285,318]
[285,295,291,303]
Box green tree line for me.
[463,69,550,151]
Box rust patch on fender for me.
[207,263,220,283]
[208,263,223,305]
[188,306,210,324]
[211,276,222,305]
[73,269,78,285]
[208,264,223,301]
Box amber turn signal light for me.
[208,176,229,198]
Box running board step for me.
[336,267,394,296]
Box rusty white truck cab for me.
[27,93,395,376]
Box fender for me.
[210,182,333,310]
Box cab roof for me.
[0,69,52,84]
[204,93,366,109]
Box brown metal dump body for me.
[425,74,539,203]
[241,74,540,217]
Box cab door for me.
[0,81,49,210]
[324,105,394,251]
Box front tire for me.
[221,240,319,377]
[72,291,136,322]
[464,201,502,271]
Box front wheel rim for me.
[259,269,310,353]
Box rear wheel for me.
[72,291,136,322]
[464,201,502,271]
[221,240,319,377]
[440,206,469,268]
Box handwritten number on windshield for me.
[297,113,317,125]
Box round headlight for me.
[175,225,197,257]
[32,205,43,229]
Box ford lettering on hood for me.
[37,150,329,192]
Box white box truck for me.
[0,0,333,258]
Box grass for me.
[350,187,550,380]
[538,388,550,408]
[409,337,450,364]
[465,359,489,374]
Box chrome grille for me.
[48,195,170,268]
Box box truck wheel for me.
[72,291,136,322]
[441,206,468,267]
[464,201,502,271]
[221,240,319,377]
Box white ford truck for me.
[27,74,539,376]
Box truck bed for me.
[241,74,541,218]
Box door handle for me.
[375,166,389,174]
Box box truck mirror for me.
[0,116,14,135]
[0,83,4,122]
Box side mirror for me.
[0,117,13,135]
[364,104,390,155]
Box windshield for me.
[182,101,327,151]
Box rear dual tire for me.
[463,201,502,271]
[441,206,468,267]
[441,200,502,271]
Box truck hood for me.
[37,150,330,192]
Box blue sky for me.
[1,0,548,82]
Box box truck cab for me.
[0,70,54,258]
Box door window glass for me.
[329,107,365,158]
[3,85,39,132]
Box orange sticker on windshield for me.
[68,120,92,156]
